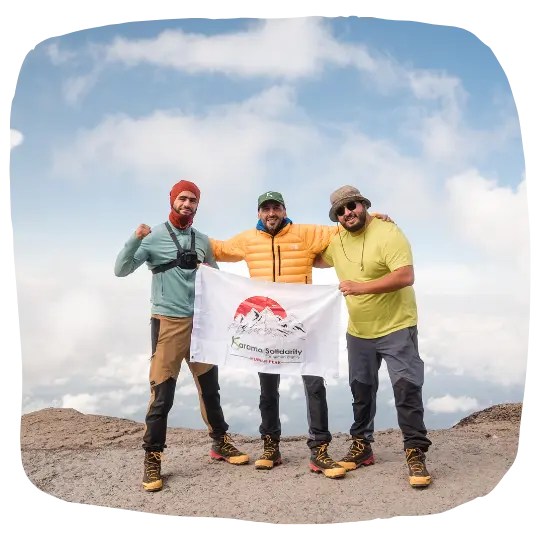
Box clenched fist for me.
[135,224,152,239]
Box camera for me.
[151,225,201,275]
[179,250,199,270]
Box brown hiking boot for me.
[255,435,281,470]
[142,451,163,492]
[337,437,375,471]
[406,448,432,488]
[309,442,346,479]
[210,434,249,465]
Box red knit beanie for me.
[170,180,201,206]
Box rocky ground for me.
[20,403,521,524]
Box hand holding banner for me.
[191,266,341,378]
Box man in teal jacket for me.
[115,180,249,492]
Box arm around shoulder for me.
[210,233,247,263]
[314,242,335,269]
[301,224,339,255]
[313,253,332,268]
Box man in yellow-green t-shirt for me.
[315,185,432,488]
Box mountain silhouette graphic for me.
[229,306,307,338]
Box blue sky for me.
[10,17,528,437]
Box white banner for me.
[191,266,341,378]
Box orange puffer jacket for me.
[211,222,339,284]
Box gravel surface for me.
[20,405,521,524]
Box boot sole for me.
[337,455,375,471]
[309,462,346,478]
[142,480,163,492]
[255,458,282,470]
[410,475,432,488]
[210,449,249,465]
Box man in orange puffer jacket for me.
[211,191,390,478]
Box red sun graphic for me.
[234,296,287,319]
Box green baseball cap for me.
[258,191,286,208]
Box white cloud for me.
[10,129,23,150]
[60,389,142,416]
[408,70,465,109]
[405,71,516,166]
[406,172,529,387]
[445,170,529,273]
[17,257,152,391]
[46,43,76,65]
[417,294,528,386]
[120,404,144,416]
[426,395,480,414]
[55,18,467,112]
[279,376,302,393]
[221,403,258,421]
[20,286,109,382]
[416,111,519,166]
[321,131,436,216]
[103,19,374,79]
[46,41,104,104]
[178,383,198,396]
[93,353,149,386]
[22,396,61,414]
[52,85,319,202]
[48,41,519,234]
[218,367,261,389]
[61,393,100,414]
[63,69,102,105]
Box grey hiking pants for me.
[346,326,431,451]
[258,373,332,449]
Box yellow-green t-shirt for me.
[321,218,417,339]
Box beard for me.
[341,210,367,232]
[264,217,284,234]
[174,204,193,215]
[170,204,196,229]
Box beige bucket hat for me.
[328,185,371,222]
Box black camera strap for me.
[151,222,197,275]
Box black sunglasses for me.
[336,201,359,217]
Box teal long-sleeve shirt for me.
[114,220,218,317]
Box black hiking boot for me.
[254,435,281,470]
[406,448,432,488]
[142,451,163,492]
[337,437,375,471]
[309,442,346,479]
[210,434,249,465]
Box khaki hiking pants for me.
[142,315,229,452]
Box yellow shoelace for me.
[221,435,240,455]
[261,436,277,458]
[315,443,336,465]
[345,439,366,459]
[406,449,426,474]
[145,452,162,481]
